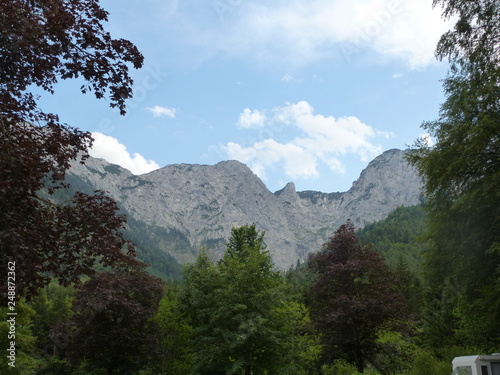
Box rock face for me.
[68,149,423,269]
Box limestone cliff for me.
[68,149,423,269]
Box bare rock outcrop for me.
[68,149,423,269]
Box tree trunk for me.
[245,346,252,375]
[356,348,364,373]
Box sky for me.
[39,0,452,193]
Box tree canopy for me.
[64,270,164,374]
[0,0,144,297]
[180,225,305,375]
[308,221,408,373]
[1,0,143,120]
[433,0,499,81]
[408,0,500,350]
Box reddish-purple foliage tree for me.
[0,0,144,298]
[65,270,164,373]
[308,221,408,373]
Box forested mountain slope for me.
[357,205,428,271]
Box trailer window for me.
[482,366,489,375]
[453,366,473,375]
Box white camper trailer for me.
[452,354,500,375]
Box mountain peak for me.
[275,182,296,196]
[215,159,249,169]
[213,160,261,179]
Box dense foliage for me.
[308,221,409,373]
[356,205,427,271]
[11,218,468,375]
[64,269,164,374]
[408,0,500,351]
[179,225,312,375]
[0,0,144,298]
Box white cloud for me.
[237,108,267,128]
[223,101,384,181]
[90,132,160,175]
[274,101,381,157]
[225,140,318,180]
[420,132,435,147]
[145,105,176,118]
[183,0,451,69]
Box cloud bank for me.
[90,132,160,175]
[183,0,451,69]
[223,101,387,181]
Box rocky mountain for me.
[67,148,423,270]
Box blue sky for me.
[39,0,451,193]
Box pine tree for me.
[180,225,301,375]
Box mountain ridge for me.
[68,148,423,269]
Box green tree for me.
[179,249,222,374]
[152,283,193,375]
[180,225,304,375]
[273,299,322,375]
[64,269,164,374]
[0,0,143,298]
[0,301,40,374]
[356,205,428,271]
[356,206,427,319]
[308,221,409,373]
[408,0,500,350]
[433,0,499,81]
[30,282,75,358]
